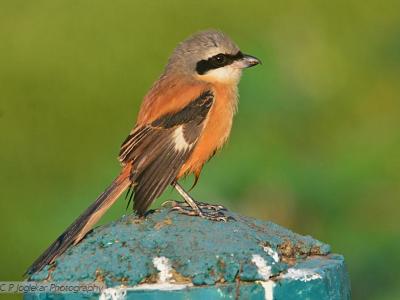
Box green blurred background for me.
[1,1,399,299]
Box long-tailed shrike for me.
[27,30,260,274]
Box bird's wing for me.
[119,90,214,215]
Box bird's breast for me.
[177,84,238,178]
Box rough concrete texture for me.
[26,206,350,299]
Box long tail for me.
[26,165,132,275]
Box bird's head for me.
[166,30,261,84]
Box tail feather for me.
[26,167,131,275]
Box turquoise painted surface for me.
[274,255,351,300]
[26,207,350,299]
[30,207,329,285]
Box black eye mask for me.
[196,51,244,75]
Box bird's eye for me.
[196,53,232,74]
[212,54,226,66]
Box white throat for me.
[197,65,242,84]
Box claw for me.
[165,200,226,212]
[170,206,199,216]
[194,201,227,211]
[169,202,231,222]
[171,183,231,222]
[161,200,178,208]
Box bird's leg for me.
[167,182,229,221]
[174,183,227,212]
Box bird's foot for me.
[162,200,226,212]
[162,200,231,222]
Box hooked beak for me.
[237,53,261,69]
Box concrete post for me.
[25,207,350,299]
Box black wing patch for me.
[118,90,214,215]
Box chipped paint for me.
[125,256,194,291]
[26,207,350,300]
[252,254,275,300]
[153,256,172,283]
[282,268,322,282]
[251,254,272,280]
[30,208,331,286]
[259,280,275,300]
[263,246,280,263]
[99,287,126,300]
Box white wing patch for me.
[173,126,191,152]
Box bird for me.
[26,29,260,275]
